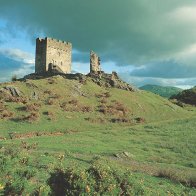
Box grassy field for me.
[0,75,195,195]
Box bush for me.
[135,117,145,123]
[24,112,40,123]
[61,99,92,113]
[43,111,56,121]
[46,98,57,105]
[0,101,5,110]
[157,168,196,188]
[98,101,129,117]
[11,75,17,81]
[0,110,14,119]
[47,160,137,195]
[25,103,41,112]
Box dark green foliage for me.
[140,84,182,98]
[171,86,196,106]
[48,159,143,195]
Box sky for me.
[0,0,196,89]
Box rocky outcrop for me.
[23,71,136,92]
[2,86,21,97]
[87,71,136,92]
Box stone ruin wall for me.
[90,51,101,73]
[35,38,47,73]
[35,37,72,74]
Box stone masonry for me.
[35,37,72,74]
[90,50,101,73]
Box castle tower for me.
[90,51,101,73]
[35,37,72,74]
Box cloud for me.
[170,6,196,23]
[0,48,34,64]
[12,63,34,77]
[128,61,196,79]
[0,0,196,65]
[0,48,34,81]
[0,0,195,87]
[118,72,196,89]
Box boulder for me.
[3,86,21,97]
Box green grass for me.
[0,76,195,195]
[139,84,183,98]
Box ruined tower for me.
[35,37,72,74]
[90,51,101,73]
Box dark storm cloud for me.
[0,0,196,65]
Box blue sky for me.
[0,0,196,89]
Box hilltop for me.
[139,84,183,98]
[0,73,190,136]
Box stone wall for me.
[35,38,47,73]
[35,37,72,74]
[90,51,101,73]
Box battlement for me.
[36,37,71,46]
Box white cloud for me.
[174,43,196,66]
[72,62,89,74]
[170,6,196,23]
[118,72,195,89]
[12,63,34,78]
[0,48,34,64]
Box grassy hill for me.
[0,74,195,195]
[171,86,196,106]
[139,84,183,98]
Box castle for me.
[35,37,101,74]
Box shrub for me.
[0,110,14,119]
[47,160,139,195]
[46,98,56,105]
[157,168,196,188]
[81,106,93,113]
[4,96,27,104]
[98,101,129,117]
[43,111,56,121]
[95,91,111,99]
[25,103,40,112]
[110,118,131,123]
[0,101,5,110]
[11,75,17,81]
[24,112,40,122]
[4,179,26,195]
[44,89,52,95]
[99,98,107,104]
[135,117,145,123]
[61,99,92,113]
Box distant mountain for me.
[170,86,196,106]
[139,84,183,98]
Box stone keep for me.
[90,51,101,73]
[35,37,72,74]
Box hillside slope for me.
[171,86,196,106]
[140,84,182,98]
[0,74,195,195]
[0,74,192,137]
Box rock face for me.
[87,71,136,92]
[23,70,136,92]
[3,86,21,97]
[90,51,101,73]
